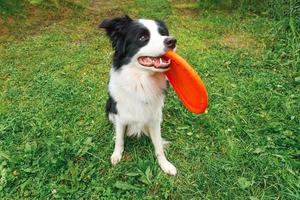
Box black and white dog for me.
[99,16,177,175]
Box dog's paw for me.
[111,152,122,165]
[159,160,177,176]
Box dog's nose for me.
[164,37,177,49]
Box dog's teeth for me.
[159,58,163,64]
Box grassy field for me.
[0,0,299,199]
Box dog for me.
[99,16,177,175]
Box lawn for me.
[0,0,299,199]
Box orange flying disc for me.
[164,51,208,114]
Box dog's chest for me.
[109,68,167,122]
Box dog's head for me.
[99,16,176,72]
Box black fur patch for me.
[155,20,169,36]
[105,94,118,116]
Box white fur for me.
[109,19,177,176]
[109,66,166,136]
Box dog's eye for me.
[139,34,149,41]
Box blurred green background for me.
[0,0,299,199]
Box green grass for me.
[0,0,299,199]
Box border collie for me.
[99,16,177,175]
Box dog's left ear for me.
[99,15,133,39]
[99,16,133,58]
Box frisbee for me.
[164,51,208,114]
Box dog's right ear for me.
[99,15,133,39]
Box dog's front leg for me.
[111,117,125,165]
[148,121,177,176]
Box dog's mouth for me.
[138,56,171,69]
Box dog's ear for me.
[99,15,133,39]
[99,16,132,57]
